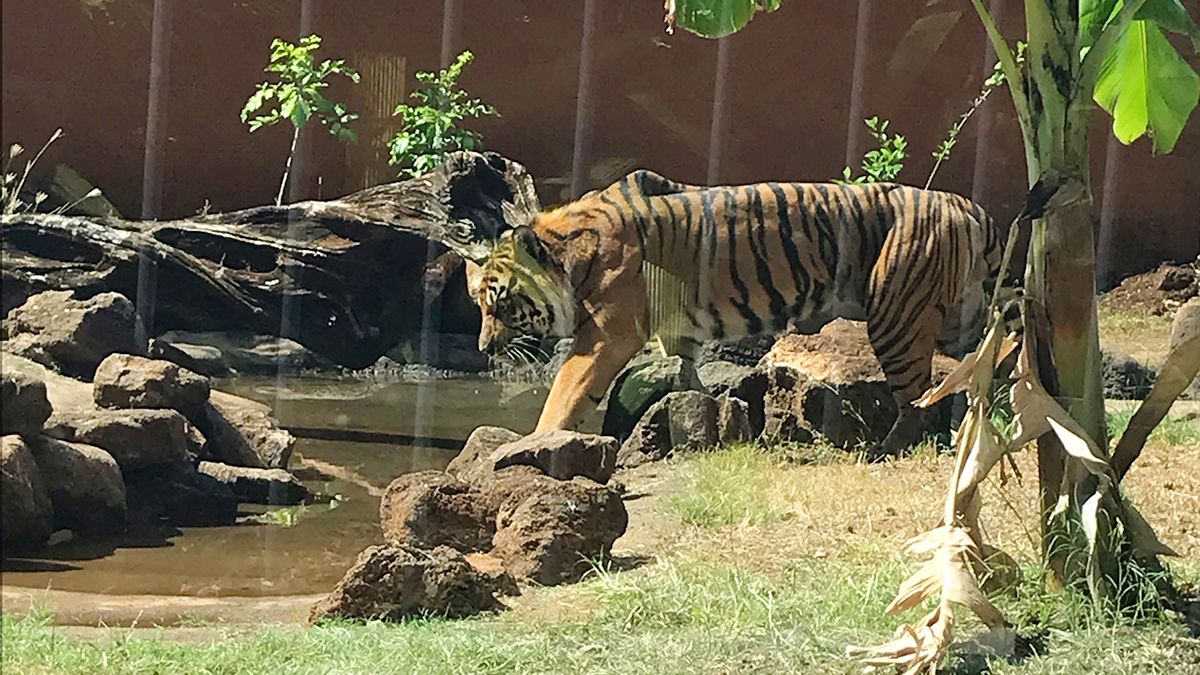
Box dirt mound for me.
[1101,262,1198,316]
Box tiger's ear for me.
[512,226,551,267]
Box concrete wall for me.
[3,0,1197,282]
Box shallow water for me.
[1,375,601,598]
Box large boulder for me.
[697,361,768,437]
[758,320,959,448]
[1,367,52,437]
[491,474,627,585]
[1,435,54,547]
[601,354,702,439]
[27,436,126,535]
[617,390,723,467]
[2,291,136,378]
[92,353,211,417]
[491,431,618,484]
[197,391,294,469]
[379,471,494,552]
[124,462,238,527]
[446,426,522,484]
[147,337,233,378]
[197,461,311,505]
[309,545,503,623]
[716,394,754,445]
[44,407,193,471]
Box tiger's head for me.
[464,226,575,360]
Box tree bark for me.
[1,151,539,369]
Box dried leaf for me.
[1047,417,1109,476]
[914,329,1015,408]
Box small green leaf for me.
[668,0,778,38]
[1094,20,1200,154]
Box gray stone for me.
[158,330,333,375]
[697,361,768,436]
[197,461,311,505]
[1,435,53,547]
[2,291,136,378]
[618,391,721,468]
[93,353,211,417]
[446,426,522,484]
[1170,299,1200,400]
[44,407,192,471]
[28,436,126,535]
[148,338,232,378]
[1100,349,1157,400]
[491,430,618,484]
[198,390,294,469]
[379,470,494,552]
[1,367,52,437]
[124,462,237,527]
[717,394,754,445]
[310,545,503,624]
[601,354,702,439]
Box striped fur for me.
[466,170,1004,452]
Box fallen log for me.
[1,152,539,368]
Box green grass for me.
[1106,407,1200,448]
[667,444,795,528]
[5,556,1197,674]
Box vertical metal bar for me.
[971,0,1005,203]
[135,0,172,351]
[570,0,599,199]
[440,0,462,68]
[843,0,873,169]
[285,0,320,203]
[706,37,732,185]
[1096,133,1122,289]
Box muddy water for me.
[1,376,600,599]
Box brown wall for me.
[3,0,1198,283]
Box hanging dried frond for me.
[913,335,1018,408]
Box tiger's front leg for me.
[535,313,647,432]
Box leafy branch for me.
[241,34,360,205]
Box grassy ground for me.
[4,413,1198,674]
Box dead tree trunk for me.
[1,152,539,368]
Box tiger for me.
[462,170,1008,453]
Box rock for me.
[464,552,520,597]
[197,461,311,505]
[2,353,95,415]
[491,474,627,585]
[697,361,769,437]
[491,430,618,484]
[198,390,294,469]
[1,367,52,437]
[446,426,522,484]
[157,330,334,375]
[601,354,702,439]
[147,338,233,378]
[93,353,211,417]
[697,334,778,367]
[1100,349,1157,400]
[124,462,237,527]
[1,435,54,547]
[758,320,959,448]
[1159,266,1197,294]
[379,471,494,552]
[310,545,503,623]
[27,436,126,535]
[716,394,754,445]
[44,407,193,471]
[1,291,136,378]
[618,391,722,468]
